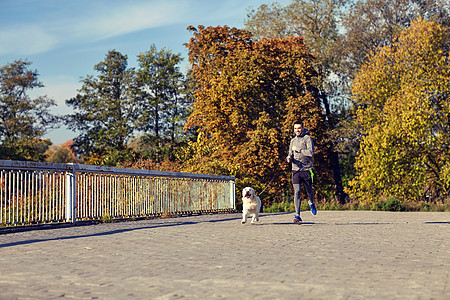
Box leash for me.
[256,165,314,196]
[256,157,291,196]
[257,132,314,196]
[257,174,277,196]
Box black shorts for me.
[292,170,312,184]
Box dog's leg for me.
[241,211,247,224]
[251,213,259,224]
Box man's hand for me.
[286,157,291,163]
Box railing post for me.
[229,180,235,210]
[65,164,77,223]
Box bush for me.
[373,197,403,211]
[261,196,450,213]
[264,201,295,213]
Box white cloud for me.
[0,0,189,56]
[73,1,187,42]
[43,82,80,109]
[0,26,58,56]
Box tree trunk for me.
[321,91,347,203]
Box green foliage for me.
[349,19,450,204]
[264,201,295,213]
[263,195,450,212]
[340,0,450,78]
[84,148,135,167]
[373,197,403,212]
[135,45,190,142]
[245,0,450,203]
[102,214,113,223]
[65,50,135,159]
[65,47,191,166]
[0,60,59,161]
[0,137,52,162]
[132,45,193,164]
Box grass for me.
[263,197,450,213]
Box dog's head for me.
[242,187,255,199]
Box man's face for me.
[294,124,303,136]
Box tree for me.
[183,25,329,205]
[245,2,293,39]
[246,0,344,69]
[348,19,450,204]
[245,0,348,202]
[134,45,191,161]
[339,0,448,78]
[45,140,79,163]
[66,50,136,164]
[0,60,58,161]
[245,0,450,202]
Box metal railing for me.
[0,160,235,227]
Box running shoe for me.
[293,215,302,224]
[309,201,317,215]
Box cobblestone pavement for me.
[0,211,449,299]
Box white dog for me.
[241,187,261,224]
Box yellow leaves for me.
[349,18,450,202]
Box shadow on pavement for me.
[261,222,321,225]
[0,213,323,248]
[0,221,201,248]
[0,215,244,248]
[425,221,450,224]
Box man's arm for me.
[302,136,314,157]
[286,139,293,163]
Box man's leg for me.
[301,170,317,215]
[304,180,314,204]
[302,171,316,215]
[292,171,302,223]
[293,183,302,215]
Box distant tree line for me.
[0,0,448,207]
[0,45,192,166]
[0,60,58,161]
[65,46,193,166]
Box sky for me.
[0,0,292,145]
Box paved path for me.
[0,211,449,299]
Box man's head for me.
[293,120,304,136]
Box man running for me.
[286,120,317,224]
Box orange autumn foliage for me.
[45,140,79,163]
[182,25,330,205]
